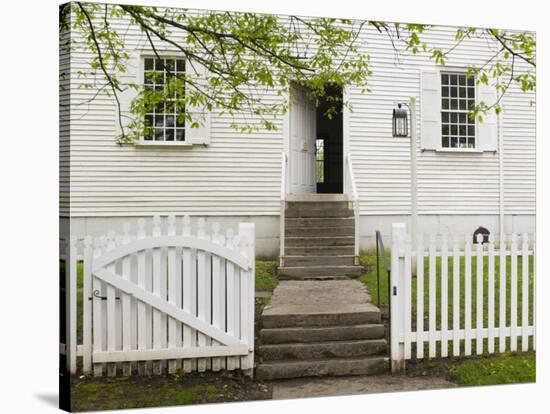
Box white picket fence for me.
[60,215,255,377]
[390,223,535,372]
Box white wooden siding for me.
[64,11,535,217]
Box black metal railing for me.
[375,230,391,365]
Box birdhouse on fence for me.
[473,226,490,244]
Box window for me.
[143,57,186,142]
[441,72,475,149]
[316,137,325,183]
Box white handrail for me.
[279,152,288,267]
[345,154,360,264]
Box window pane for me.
[165,129,174,141]
[176,115,185,128]
[165,115,175,127]
[459,125,466,136]
[459,75,466,86]
[459,87,466,98]
[176,59,185,72]
[467,87,475,99]
[442,99,449,110]
[442,86,449,97]
[144,58,154,71]
[165,59,175,72]
[154,115,164,127]
[467,76,475,87]
[468,125,475,136]
[442,137,449,147]
[154,128,164,141]
[459,113,466,123]
[442,124,449,135]
[450,74,458,85]
[451,125,458,135]
[176,128,185,141]
[459,100,466,110]
[451,137,458,148]
[468,138,475,148]
[450,87,457,98]
[442,112,449,123]
[450,99,458,110]
[451,113,458,123]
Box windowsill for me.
[134,141,193,148]
[433,147,485,154]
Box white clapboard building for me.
[60,7,535,261]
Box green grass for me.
[255,260,279,291]
[450,352,536,386]
[71,373,271,411]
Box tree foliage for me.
[60,2,535,142]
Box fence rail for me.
[390,223,535,372]
[60,215,255,377]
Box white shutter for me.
[420,69,442,150]
[185,60,211,145]
[116,51,140,136]
[476,82,498,152]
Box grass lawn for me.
[255,260,279,291]
[70,372,271,411]
[359,250,536,384]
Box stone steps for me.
[257,280,388,380]
[260,324,385,344]
[285,245,355,256]
[260,338,387,361]
[286,217,354,228]
[279,265,362,278]
[285,236,355,247]
[262,303,381,329]
[283,255,356,267]
[256,356,388,380]
[285,226,355,237]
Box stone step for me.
[256,356,389,380]
[262,303,381,328]
[260,339,387,361]
[260,324,386,344]
[285,217,354,228]
[285,206,354,218]
[283,255,356,267]
[285,245,355,256]
[285,236,355,247]
[285,226,354,237]
[279,265,362,278]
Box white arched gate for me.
[77,215,254,377]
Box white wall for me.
[62,8,536,238]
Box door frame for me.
[283,84,350,196]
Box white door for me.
[290,84,316,194]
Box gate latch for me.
[392,286,397,296]
[88,289,121,301]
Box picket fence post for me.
[390,223,406,372]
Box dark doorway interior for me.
[316,85,343,194]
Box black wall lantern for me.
[392,103,409,137]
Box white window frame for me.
[438,68,479,152]
[135,50,192,147]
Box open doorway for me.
[289,84,343,194]
[315,85,343,193]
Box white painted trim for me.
[93,345,249,363]
[92,236,251,271]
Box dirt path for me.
[271,374,457,400]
